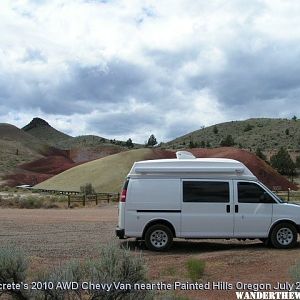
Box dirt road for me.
[1,206,300,299]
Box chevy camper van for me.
[116,151,300,251]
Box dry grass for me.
[0,139,43,173]
[0,123,48,174]
[35,148,153,193]
[0,191,68,208]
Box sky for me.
[1,0,300,143]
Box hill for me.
[54,135,128,162]
[4,155,78,187]
[34,149,175,192]
[0,122,75,185]
[22,117,72,147]
[22,118,140,154]
[189,147,297,190]
[34,147,296,193]
[165,118,300,151]
[0,123,48,174]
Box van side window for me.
[238,182,275,203]
[183,181,229,203]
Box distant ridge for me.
[22,117,51,131]
[165,118,300,151]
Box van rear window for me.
[183,181,229,203]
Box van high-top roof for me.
[128,151,257,180]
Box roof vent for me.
[176,151,196,159]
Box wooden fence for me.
[31,188,120,207]
[67,193,120,207]
[273,190,300,202]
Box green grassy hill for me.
[164,118,300,151]
[34,148,155,193]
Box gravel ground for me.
[1,206,300,299]
[0,205,118,259]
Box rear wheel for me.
[145,224,173,251]
[270,223,298,249]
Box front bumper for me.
[116,227,125,239]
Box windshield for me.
[272,193,285,203]
[258,182,285,203]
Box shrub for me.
[220,135,235,147]
[0,246,29,299]
[270,147,296,176]
[296,156,300,168]
[255,147,267,161]
[0,244,152,300]
[34,260,85,300]
[185,258,205,282]
[285,128,290,135]
[244,124,254,132]
[86,243,152,299]
[80,183,95,195]
[18,196,43,209]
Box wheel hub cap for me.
[150,230,168,248]
[277,228,293,245]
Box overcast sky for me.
[1,0,300,143]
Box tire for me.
[270,223,298,249]
[144,224,173,251]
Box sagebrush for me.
[0,244,153,300]
[185,258,205,282]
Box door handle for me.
[235,205,239,213]
[226,205,230,213]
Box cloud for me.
[0,0,300,143]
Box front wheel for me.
[144,224,173,251]
[270,223,298,249]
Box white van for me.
[116,151,300,251]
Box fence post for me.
[83,194,86,207]
[288,188,290,202]
[95,194,98,205]
[68,195,71,208]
